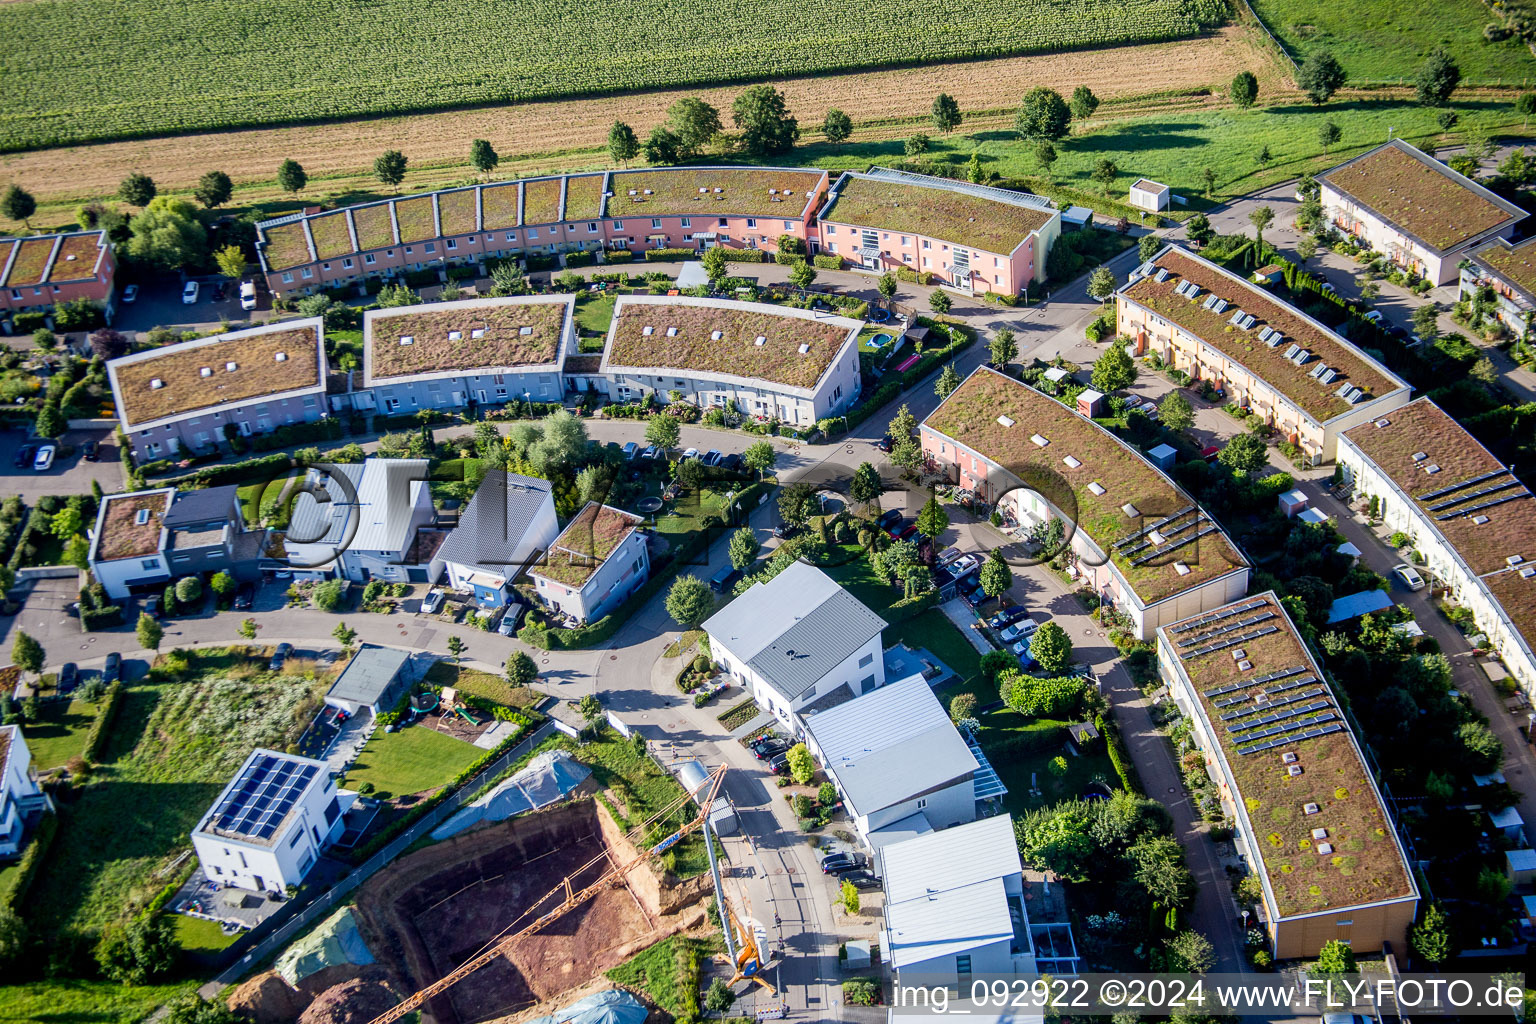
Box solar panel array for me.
[1219,686,1326,721]
[1263,674,1318,696]
[1238,721,1344,756]
[206,753,318,842]
[1175,611,1277,649]
[1175,599,1268,636]
[1182,625,1281,659]
[1131,522,1220,567]
[1250,666,1306,687]
[1416,467,1508,502]
[1115,505,1196,553]
[1425,475,1521,512]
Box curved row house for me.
[255,166,829,298]
[818,167,1059,297]
[1117,244,1410,464]
[1459,234,1536,338]
[1318,139,1527,286]
[0,229,115,319]
[106,318,326,461]
[921,366,1251,639]
[1337,398,1536,698]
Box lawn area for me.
[575,292,617,337]
[173,912,240,955]
[342,724,481,800]
[0,979,196,1024]
[575,728,710,879]
[21,698,98,770]
[605,934,714,1019]
[328,328,364,368]
[975,708,1118,814]
[424,661,540,708]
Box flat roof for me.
[364,295,570,383]
[822,168,1055,256]
[1121,246,1404,422]
[326,645,411,708]
[287,460,428,556]
[1160,592,1416,919]
[922,366,1247,607]
[1319,139,1527,253]
[108,320,324,430]
[605,166,824,219]
[529,502,642,589]
[1132,179,1169,192]
[198,748,327,846]
[1342,398,1536,661]
[1469,235,1536,300]
[93,490,171,562]
[882,815,1022,970]
[3,236,56,287]
[44,232,107,283]
[804,674,977,817]
[603,296,859,393]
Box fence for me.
[206,719,556,989]
[605,711,632,738]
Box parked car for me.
[12,443,36,469]
[268,643,293,672]
[233,582,255,610]
[622,442,638,460]
[1200,444,1222,463]
[772,522,798,540]
[1392,563,1426,591]
[81,440,99,462]
[120,284,139,304]
[1362,310,1384,324]
[101,651,121,684]
[641,445,660,461]
[876,508,903,532]
[702,450,723,466]
[948,553,981,576]
[819,851,865,874]
[768,753,791,775]
[32,445,55,471]
[1320,282,1336,294]
[57,662,78,694]
[894,521,919,542]
[988,605,1030,630]
[709,564,740,593]
[874,435,894,453]
[1121,396,1143,411]
[842,869,883,890]
[999,618,1040,644]
[681,448,700,461]
[964,583,988,606]
[498,603,525,636]
[422,588,446,614]
[239,281,258,310]
[1143,406,1160,421]
[721,452,744,471]
[181,280,200,304]
[936,546,965,567]
[754,738,790,761]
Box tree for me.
[1087,266,1117,300]
[979,549,1013,597]
[577,693,603,733]
[331,621,356,650]
[1031,621,1072,673]
[778,481,819,527]
[1437,109,1460,132]
[1218,432,1268,474]
[63,535,90,570]
[1160,391,1194,432]
[1065,86,1099,123]
[1033,140,1058,176]
[32,329,56,354]
[137,612,163,651]
[929,289,951,315]
[1016,87,1071,140]
[950,693,977,723]
[666,574,714,627]
[1138,234,1162,263]
[1230,70,1259,109]
[238,618,257,640]
[1258,144,1273,170]
[0,900,26,972]
[904,133,930,157]
[193,170,233,209]
[837,878,860,914]
[1180,213,1212,251]
[207,571,235,599]
[127,196,208,270]
[789,259,817,291]
[1318,120,1341,156]
[311,577,344,612]
[96,915,178,985]
[877,273,898,299]
[0,184,35,227]
[665,97,722,159]
[705,980,736,1014]
[1413,302,1440,341]
[728,527,759,570]
[1519,92,1536,128]
[1092,344,1137,392]
[176,576,203,605]
[531,409,587,470]
[1248,205,1275,244]
[446,634,466,664]
[641,126,681,165]
[990,329,1018,369]
[469,138,499,177]
[850,462,882,504]
[935,363,961,399]
[83,328,126,363]
[700,243,728,283]
[1458,720,1503,772]
[118,171,157,207]
[506,650,537,687]
[644,414,680,450]
[1131,834,1195,908]
[1201,166,1217,197]
[597,123,639,171]
[1416,47,1461,107]
[1166,930,1216,974]
[206,245,244,282]
[917,496,949,541]
[11,631,41,675]
[1091,157,1119,196]
[277,158,308,195]
[966,150,984,184]
[490,261,527,296]
[1298,50,1346,104]
[932,92,962,133]
[888,404,918,442]
[1314,939,1356,975]
[795,111,847,161]
[374,149,407,189]
[377,283,420,307]
[785,742,815,784]
[1410,903,1453,966]
[47,505,81,542]
[744,440,776,478]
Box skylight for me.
[275,352,288,362]
[1062,455,1082,469]
[447,330,461,340]
[134,509,150,525]
[711,330,723,340]
[399,336,414,345]
[997,415,1014,428]
[519,326,534,336]
[642,326,654,335]
[797,344,810,354]
[1087,482,1106,496]
[226,361,238,372]
[754,336,766,346]
[471,328,485,339]
[199,367,212,377]
[150,378,164,389]
[1030,433,1049,447]
[666,327,678,336]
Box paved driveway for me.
[0,426,123,502]
[113,278,256,338]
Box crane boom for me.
[365,763,728,1024]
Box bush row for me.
[248,417,346,452]
[719,249,765,263]
[80,580,124,631]
[843,319,974,432]
[83,681,124,763]
[812,254,843,270]
[1097,713,1142,794]
[157,452,292,490]
[601,249,635,264]
[2,812,57,909]
[563,250,596,268]
[644,248,698,261]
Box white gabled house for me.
[0,726,46,859]
[527,502,650,624]
[283,459,436,583]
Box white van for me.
[239,281,257,310]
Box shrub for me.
[601,249,634,264]
[812,254,843,270]
[82,681,124,763]
[311,578,346,612]
[644,248,698,261]
[843,979,880,1006]
[1002,672,1086,718]
[563,250,596,268]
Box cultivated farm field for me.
[0,0,1231,151]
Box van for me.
[710,564,740,592]
[239,281,257,310]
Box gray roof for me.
[882,815,1023,969]
[286,460,428,554]
[287,463,365,547]
[805,674,976,817]
[434,470,554,578]
[163,485,239,527]
[703,561,885,703]
[326,645,411,708]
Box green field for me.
[343,724,482,799]
[20,698,97,771]
[0,0,1230,151]
[1249,0,1536,83]
[0,978,195,1024]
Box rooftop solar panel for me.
[1172,599,1267,636]
[1415,467,1510,503]
[205,753,319,843]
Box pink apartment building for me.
[0,230,116,318]
[255,166,828,299]
[815,168,1060,297]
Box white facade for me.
[528,507,651,624]
[0,727,42,858]
[191,749,346,894]
[284,459,435,583]
[1128,180,1170,212]
[442,497,559,593]
[716,631,886,731]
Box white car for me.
[421,588,446,614]
[120,284,139,304]
[1362,310,1384,324]
[1392,563,1426,591]
[948,553,982,577]
[32,445,54,472]
[681,448,700,460]
[999,618,1040,644]
[239,281,257,311]
[181,280,200,305]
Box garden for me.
[342,725,483,801]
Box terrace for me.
[439,188,478,237]
[5,237,55,287]
[606,167,823,219]
[825,172,1053,255]
[309,212,355,261]
[605,297,855,391]
[112,326,322,428]
[923,367,1245,604]
[564,174,606,222]
[45,233,103,282]
[523,178,563,226]
[353,203,396,252]
[394,196,436,244]
[482,183,520,230]
[366,298,568,380]
[261,221,312,272]
[1167,594,1414,918]
[1122,247,1400,422]
[532,502,641,588]
[96,492,171,561]
[1321,141,1524,252]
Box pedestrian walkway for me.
[323,709,373,774]
[938,597,992,654]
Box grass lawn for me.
[342,724,481,800]
[575,292,617,336]
[975,708,1118,813]
[173,912,240,955]
[0,979,196,1024]
[605,935,713,1019]
[574,728,710,878]
[21,698,98,770]
[423,661,540,708]
[328,328,363,369]
[18,532,65,568]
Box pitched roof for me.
[703,561,886,702]
[528,502,642,589]
[1319,139,1527,253]
[326,645,412,708]
[804,674,976,817]
[1120,245,1405,422]
[822,168,1056,256]
[364,295,571,383]
[435,470,554,578]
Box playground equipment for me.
[439,687,481,726]
[409,691,440,718]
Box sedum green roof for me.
[826,173,1053,255]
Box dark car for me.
[12,444,36,469]
[874,435,894,453]
[756,739,790,761]
[233,582,255,610]
[749,733,785,754]
[768,753,792,775]
[772,522,798,540]
[894,522,919,542]
[819,851,865,874]
[956,569,980,593]
[721,452,744,471]
[988,605,1030,630]
[57,662,78,694]
[884,517,909,539]
[876,508,902,531]
[963,582,988,606]
[81,440,100,462]
[622,442,638,460]
[842,869,883,890]
[710,564,740,593]
[269,642,293,672]
[101,651,121,685]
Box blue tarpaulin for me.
[1326,590,1393,624]
[528,989,648,1024]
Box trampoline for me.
[636,496,663,514]
[869,332,894,348]
[868,308,892,324]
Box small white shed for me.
[1506,847,1536,885]
[1297,507,1328,525]
[1278,489,1309,518]
[1147,443,1177,470]
[1337,541,1362,562]
[1128,179,1170,212]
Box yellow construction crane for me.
[365,763,729,1024]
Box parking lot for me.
[113,276,265,338]
[0,426,123,503]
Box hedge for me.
[158,452,293,490]
[719,249,765,263]
[1097,713,1143,794]
[3,812,56,909]
[601,249,635,264]
[644,248,698,261]
[525,255,559,272]
[812,254,843,270]
[982,722,1069,758]
[83,681,124,763]
[445,264,480,281]
[6,505,53,572]
[564,250,597,268]
[842,321,974,432]
[248,417,345,452]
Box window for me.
[300,268,313,279]
[405,246,413,254]
[858,653,873,668]
[900,236,909,246]
[423,241,436,253]
[827,242,837,253]
[680,217,691,228]
[922,240,931,249]
[825,225,835,234]
[587,222,598,233]
[288,828,304,848]
[994,257,1001,267]
[833,385,841,400]
[612,220,624,230]
[956,955,972,976]
[342,258,354,269]
[321,263,330,271]
[505,231,516,242]
[651,218,663,229]
[527,228,538,239]
[281,272,294,284]
[446,239,457,250]
[140,558,159,570]
[363,254,376,265]
[1335,919,1354,927]
[859,674,876,691]
[916,798,927,809]
[746,218,756,228]
[783,220,793,230]
[922,256,930,268]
